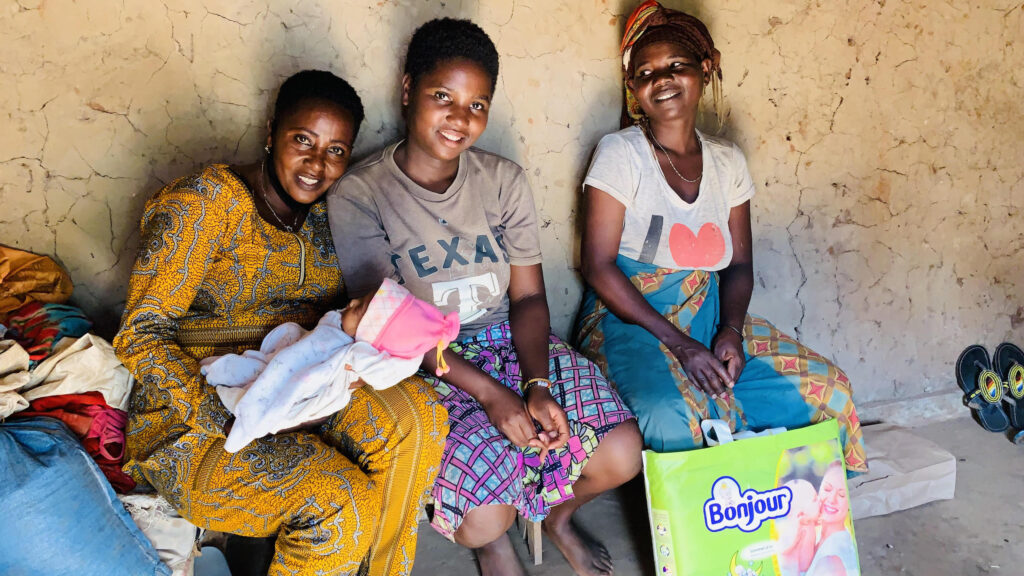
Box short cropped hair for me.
[272,70,365,138]
[404,18,500,92]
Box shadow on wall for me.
[25,1,446,335]
[84,0,549,336]
[10,0,1020,410]
[2,0,635,338]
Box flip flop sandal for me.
[956,344,1010,432]
[993,342,1024,429]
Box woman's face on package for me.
[267,99,356,204]
[817,467,849,525]
[402,58,493,163]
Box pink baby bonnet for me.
[355,278,461,376]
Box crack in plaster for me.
[1,0,1021,407]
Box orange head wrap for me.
[620,1,723,122]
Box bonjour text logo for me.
[703,476,792,533]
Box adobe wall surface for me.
[2,0,1021,408]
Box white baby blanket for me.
[201,310,421,453]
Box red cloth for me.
[15,392,136,493]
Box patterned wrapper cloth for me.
[575,255,868,474]
[6,302,92,367]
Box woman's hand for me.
[525,386,570,451]
[666,334,733,399]
[712,328,746,384]
[478,385,546,450]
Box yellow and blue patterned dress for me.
[114,165,447,576]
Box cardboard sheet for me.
[848,423,956,520]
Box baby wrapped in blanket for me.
[202,278,460,453]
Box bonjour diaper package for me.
[643,420,860,576]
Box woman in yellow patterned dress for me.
[113,71,448,576]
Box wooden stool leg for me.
[520,516,542,565]
[515,514,544,565]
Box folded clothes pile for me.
[0,245,180,575]
[0,246,134,493]
[17,391,135,493]
[3,329,135,492]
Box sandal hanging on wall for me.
[993,342,1024,429]
[956,344,1010,433]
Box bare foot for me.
[474,533,527,576]
[543,518,613,576]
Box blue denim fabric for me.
[0,417,171,576]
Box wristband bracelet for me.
[523,377,552,395]
[721,324,744,339]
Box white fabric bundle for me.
[0,334,132,418]
[201,310,420,453]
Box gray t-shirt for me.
[327,142,543,339]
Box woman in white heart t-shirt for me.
[573,0,867,475]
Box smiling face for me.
[401,57,493,166]
[817,466,849,526]
[628,40,711,124]
[267,99,356,204]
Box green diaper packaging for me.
[643,420,860,576]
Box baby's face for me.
[341,295,372,337]
[790,481,820,526]
[777,479,819,539]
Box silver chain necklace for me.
[648,130,702,184]
[259,159,298,232]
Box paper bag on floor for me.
[848,423,956,520]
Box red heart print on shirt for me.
[668,222,726,268]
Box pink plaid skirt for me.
[423,321,634,540]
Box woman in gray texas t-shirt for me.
[328,18,643,576]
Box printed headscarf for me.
[620,0,723,122]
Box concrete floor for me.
[411,417,1024,576]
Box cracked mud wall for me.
[1,0,1021,408]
